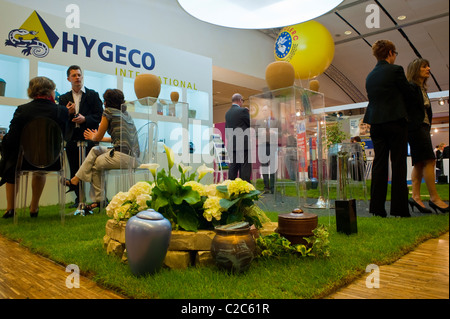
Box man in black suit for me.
[225,93,251,182]
[363,40,412,217]
[59,65,103,207]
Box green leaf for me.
[226,210,243,224]
[153,196,169,211]
[176,206,199,232]
[161,175,178,193]
[173,186,201,205]
[219,197,240,210]
[216,185,228,194]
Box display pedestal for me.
[335,199,357,235]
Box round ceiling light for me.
[177,0,344,29]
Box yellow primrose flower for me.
[227,178,255,196]
[136,193,152,211]
[197,164,214,181]
[139,163,160,180]
[164,144,175,171]
[203,196,224,221]
[106,191,130,218]
[183,181,206,196]
[205,184,228,199]
[128,181,152,201]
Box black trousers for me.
[261,142,276,191]
[369,120,409,216]
[229,149,251,183]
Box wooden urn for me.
[265,61,295,91]
[276,208,318,246]
[134,73,161,100]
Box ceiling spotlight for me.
[344,30,352,35]
[434,128,439,133]
[438,98,445,106]
[177,0,344,29]
[397,15,407,21]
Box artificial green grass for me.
[256,179,450,201]
[0,204,448,299]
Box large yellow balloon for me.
[274,21,335,80]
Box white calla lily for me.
[139,163,160,180]
[163,144,175,171]
[197,164,214,182]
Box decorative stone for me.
[103,219,280,269]
[103,235,111,249]
[105,220,126,244]
[106,240,125,258]
[259,222,278,237]
[164,251,191,269]
[168,230,216,251]
[195,251,214,267]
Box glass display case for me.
[249,85,327,208]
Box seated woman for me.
[1,76,69,218]
[66,89,139,211]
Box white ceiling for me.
[213,0,449,127]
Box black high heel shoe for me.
[2,210,14,219]
[65,178,78,194]
[408,198,432,214]
[84,202,103,214]
[30,208,39,218]
[429,201,449,214]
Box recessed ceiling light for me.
[398,15,407,20]
[344,30,352,35]
[177,0,344,29]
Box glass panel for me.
[0,104,17,133]
[0,53,29,99]
[249,86,327,209]
[186,89,209,121]
[122,97,189,169]
[38,61,71,96]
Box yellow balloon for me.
[274,21,335,80]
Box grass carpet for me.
[0,205,448,299]
[255,179,450,201]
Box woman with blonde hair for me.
[406,58,449,214]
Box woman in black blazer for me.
[406,58,449,214]
[363,40,412,217]
[0,76,69,218]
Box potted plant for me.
[105,144,270,232]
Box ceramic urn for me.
[125,209,172,276]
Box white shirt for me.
[72,86,85,115]
[72,86,85,128]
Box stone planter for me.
[103,220,278,269]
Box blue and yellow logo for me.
[5,10,59,58]
[274,31,292,59]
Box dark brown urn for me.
[211,222,256,273]
[276,208,318,246]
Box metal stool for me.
[73,141,93,216]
